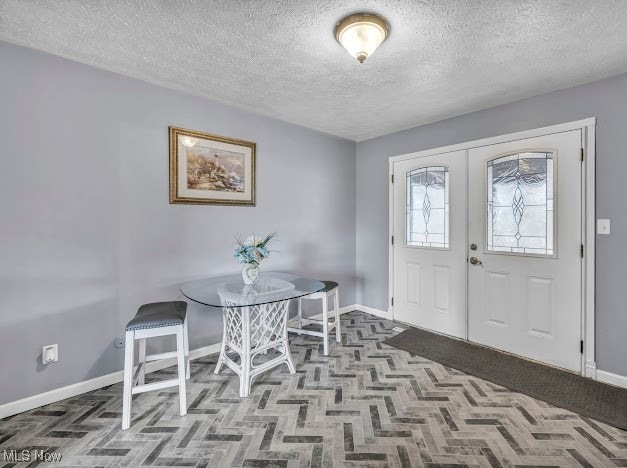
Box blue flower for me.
[233,232,277,265]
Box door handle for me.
[469,256,483,266]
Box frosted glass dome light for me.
[335,13,389,63]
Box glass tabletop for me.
[180,272,325,308]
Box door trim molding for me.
[582,122,596,377]
[389,118,596,164]
[388,118,597,376]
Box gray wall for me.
[2,38,626,405]
[0,42,356,404]
[356,72,627,377]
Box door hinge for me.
[580,244,584,258]
[391,235,394,245]
[391,297,394,306]
[580,340,584,353]
[580,148,584,162]
[391,174,394,183]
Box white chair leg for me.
[122,330,134,430]
[334,289,341,343]
[284,342,296,374]
[240,307,252,397]
[215,310,227,374]
[176,326,187,416]
[183,316,190,380]
[138,338,146,385]
[322,296,329,356]
[297,298,303,335]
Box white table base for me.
[214,299,295,397]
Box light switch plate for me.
[597,219,611,235]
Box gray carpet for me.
[385,326,627,431]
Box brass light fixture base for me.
[335,13,390,63]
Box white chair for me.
[122,301,190,430]
[288,281,340,355]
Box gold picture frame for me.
[169,126,256,206]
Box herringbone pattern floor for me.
[1,311,626,467]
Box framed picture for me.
[169,126,256,206]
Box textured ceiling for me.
[2,1,627,141]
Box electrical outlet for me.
[42,344,58,364]
[597,219,611,235]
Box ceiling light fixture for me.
[335,13,389,63]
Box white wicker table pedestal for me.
[216,279,297,397]
[180,273,325,398]
[215,298,295,397]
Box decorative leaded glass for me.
[487,152,555,255]
[406,166,449,248]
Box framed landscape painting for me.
[169,126,256,206]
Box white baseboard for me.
[355,304,393,320]
[596,369,627,389]
[0,306,360,419]
[5,302,622,419]
[339,304,357,315]
[0,304,388,419]
[0,343,221,420]
[306,304,357,321]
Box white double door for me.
[393,130,582,372]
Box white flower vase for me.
[242,264,260,285]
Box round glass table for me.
[180,272,324,397]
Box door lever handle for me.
[469,256,483,266]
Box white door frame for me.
[388,118,596,377]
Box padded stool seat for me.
[126,301,187,330]
[321,280,339,292]
[122,301,190,430]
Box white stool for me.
[122,301,190,430]
[288,281,340,355]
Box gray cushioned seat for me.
[322,280,339,292]
[126,301,187,331]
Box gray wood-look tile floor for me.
[1,311,626,467]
